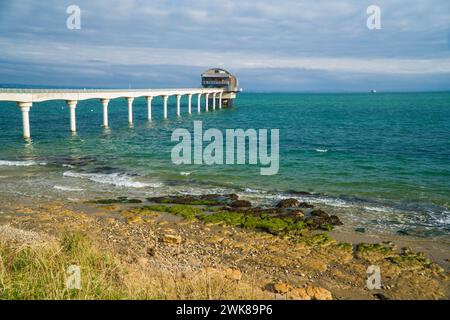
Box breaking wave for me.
[53,185,84,192]
[63,171,161,188]
[0,160,47,167]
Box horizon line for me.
[1,83,449,95]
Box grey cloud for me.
[0,0,449,91]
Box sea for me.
[1,91,449,237]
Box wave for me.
[54,185,84,192]
[63,171,161,188]
[428,210,450,228]
[363,205,393,213]
[180,172,192,176]
[315,149,328,153]
[0,160,47,167]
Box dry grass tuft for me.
[0,232,271,300]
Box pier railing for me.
[0,88,208,93]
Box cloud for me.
[1,38,449,74]
[0,0,449,91]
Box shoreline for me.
[1,163,449,240]
[0,193,448,299]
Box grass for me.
[0,232,271,300]
[0,233,124,299]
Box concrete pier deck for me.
[0,88,224,139]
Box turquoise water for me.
[0,92,449,236]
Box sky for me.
[0,0,449,92]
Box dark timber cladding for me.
[201,68,240,107]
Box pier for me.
[0,88,224,139]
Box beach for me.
[0,192,448,300]
[0,92,449,299]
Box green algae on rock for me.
[355,243,396,262]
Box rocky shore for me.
[0,193,448,300]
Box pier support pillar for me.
[146,96,153,121]
[100,99,110,127]
[176,94,181,116]
[197,94,201,113]
[163,95,169,119]
[205,93,209,111]
[18,102,32,139]
[126,97,134,124]
[66,100,78,132]
[219,92,223,109]
[187,94,192,114]
[212,92,217,110]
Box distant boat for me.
[371,89,377,93]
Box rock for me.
[205,267,219,274]
[230,200,252,207]
[290,288,311,300]
[272,208,305,220]
[355,243,395,262]
[57,155,97,166]
[307,209,343,229]
[105,217,117,224]
[292,210,304,219]
[276,198,300,208]
[287,190,312,196]
[162,234,182,245]
[397,229,410,236]
[310,209,328,218]
[90,197,142,204]
[137,257,148,268]
[305,285,333,300]
[147,193,240,206]
[355,227,366,233]
[301,258,328,272]
[126,216,143,224]
[227,193,239,201]
[273,282,291,294]
[298,202,314,209]
[101,205,119,212]
[238,207,284,215]
[329,215,343,226]
[225,268,242,281]
[146,246,156,256]
[208,235,224,243]
[373,293,389,300]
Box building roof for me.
[201,68,235,78]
